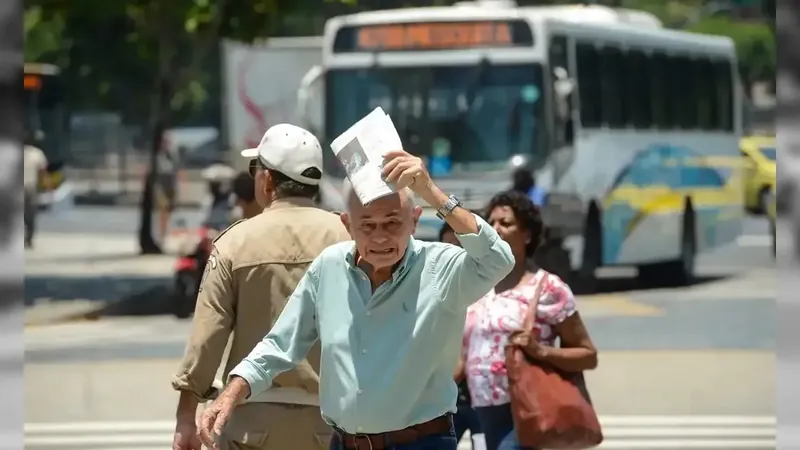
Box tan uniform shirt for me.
[172,197,351,402]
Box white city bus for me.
[299,2,744,287]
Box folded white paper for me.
[330,107,403,205]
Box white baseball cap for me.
[240,124,323,186]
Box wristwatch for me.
[436,194,462,220]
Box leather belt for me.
[334,415,452,450]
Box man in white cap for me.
[171,124,351,450]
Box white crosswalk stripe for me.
[25,416,775,449]
[736,234,772,247]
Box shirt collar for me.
[346,236,417,280]
[264,197,316,212]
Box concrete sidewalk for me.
[25,232,180,325]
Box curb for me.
[73,194,202,209]
[24,416,776,450]
[24,285,176,327]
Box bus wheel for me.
[534,238,572,283]
[638,206,696,287]
[771,216,776,259]
[572,206,601,294]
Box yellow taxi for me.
[740,136,777,214]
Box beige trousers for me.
[217,403,332,450]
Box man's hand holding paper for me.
[330,107,406,204]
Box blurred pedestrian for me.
[201,162,237,210]
[511,166,546,207]
[23,130,48,248]
[155,139,180,243]
[171,124,351,450]
[197,149,515,450]
[464,190,597,450]
[510,167,571,280]
[231,170,261,220]
[441,223,485,450]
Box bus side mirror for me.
[297,65,325,136]
[552,66,574,122]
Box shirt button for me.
[357,389,363,395]
[361,349,368,354]
[357,426,363,431]
[365,311,371,316]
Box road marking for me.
[737,234,772,247]
[25,416,776,449]
[580,295,664,317]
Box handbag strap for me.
[521,270,548,332]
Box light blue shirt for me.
[228,214,514,434]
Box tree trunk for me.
[137,76,173,254]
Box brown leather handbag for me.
[504,275,603,449]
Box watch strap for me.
[436,195,461,220]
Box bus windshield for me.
[23,67,67,165]
[325,63,545,177]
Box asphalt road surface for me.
[24,206,778,449]
[24,271,776,449]
[38,205,776,268]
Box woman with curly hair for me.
[459,190,598,450]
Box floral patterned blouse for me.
[463,269,577,407]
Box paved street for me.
[23,206,778,449]
[24,269,776,449]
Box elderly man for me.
[198,149,515,450]
[171,124,351,450]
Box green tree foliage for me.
[25,0,338,253]
[23,5,67,65]
[688,16,775,91]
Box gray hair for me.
[342,178,415,213]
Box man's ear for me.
[411,205,423,228]
[340,212,353,237]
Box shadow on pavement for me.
[24,275,171,306]
[571,273,729,296]
[27,252,158,264]
[88,285,176,318]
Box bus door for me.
[543,33,584,238]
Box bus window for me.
[650,52,672,129]
[627,49,652,129]
[674,55,697,129]
[575,42,601,129]
[713,60,734,131]
[696,58,716,130]
[325,63,546,174]
[23,68,67,165]
[599,45,625,128]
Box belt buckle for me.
[352,433,374,450]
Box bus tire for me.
[757,186,772,215]
[770,215,776,259]
[638,204,696,287]
[573,204,601,294]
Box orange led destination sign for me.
[23,74,42,91]
[348,20,531,52]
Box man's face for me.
[341,191,421,271]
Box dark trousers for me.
[474,404,536,450]
[23,189,37,246]
[329,426,458,450]
[454,404,482,446]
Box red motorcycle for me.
[171,206,231,318]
